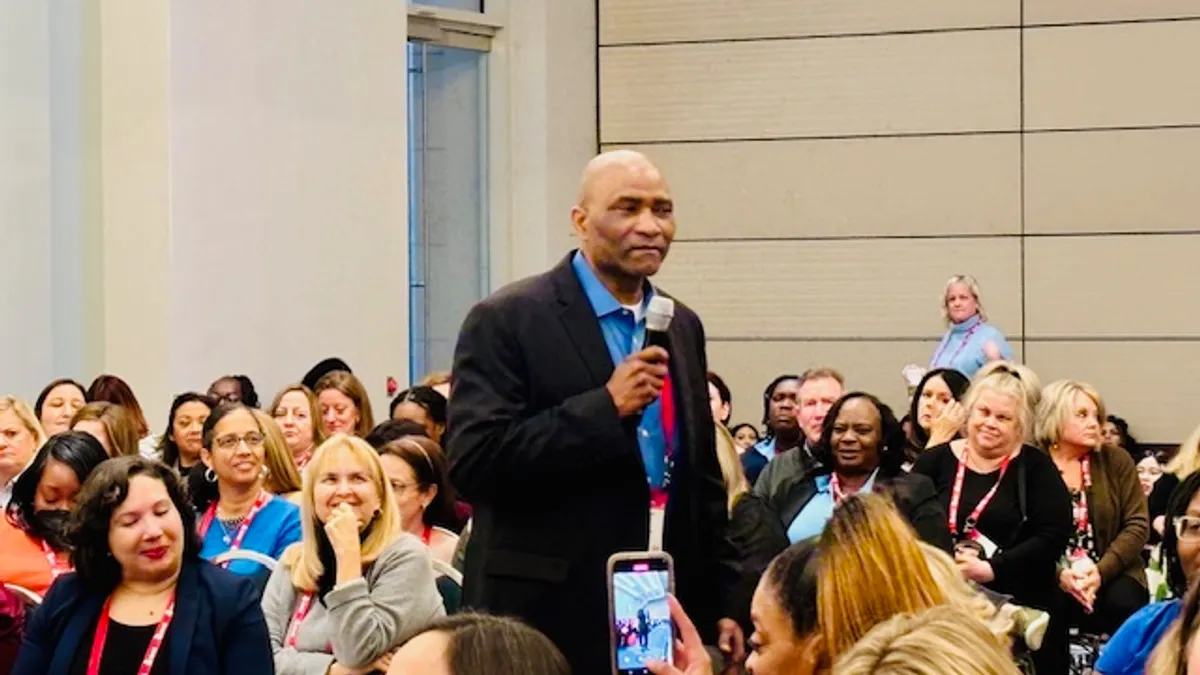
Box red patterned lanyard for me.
[197,491,271,563]
[931,321,982,368]
[285,593,316,648]
[40,539,71,581]
[87,592,176,675]
[1073,455,1093,536]
[829,470,877,505]
[948,448,1013,537]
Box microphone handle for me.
[643,329,671,353]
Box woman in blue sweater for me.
[197,402,302,584]
[929,274,1013,379]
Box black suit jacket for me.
[446,252,732,675]
[775,469,955,552]
[13,560,273,675]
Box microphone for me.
[643,296,675,353]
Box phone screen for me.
[611,557,673,675]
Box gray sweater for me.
[263,534,446,674]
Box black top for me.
[1148,473,1179,545]
[726,493,790,634]
[912,443,1072,610]
[68,620,171,675]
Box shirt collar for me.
[571,250,654,318]
[817,467,881,494]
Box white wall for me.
[1,0,598,427]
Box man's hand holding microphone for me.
[606,296,675,417]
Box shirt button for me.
[641,429,650,438]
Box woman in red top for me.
[0,431,108,597]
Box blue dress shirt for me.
[571,251,673,488]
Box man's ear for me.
[570,205,588,239]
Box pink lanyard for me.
[948,450,1012,537]
[87,593,176,675]
[1073,456,1093,538]
[197,491,271,565]
[932,321,982,367]
[40,539,71,581]
[285,593,316,648]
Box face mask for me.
[34,509,73,545]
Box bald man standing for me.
[446,151,738,674]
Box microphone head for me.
[646,296,675,332]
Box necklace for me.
[218,516,246,544]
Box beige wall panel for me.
[1024,341,1200,442]
[605,135,1020,239]
[599,30,1020,143]
[1024,235,1200,337]
[655,239,1022,339]
[708,339,1026,427]
[1026,21,1200,130]
[1025,128,1200,234]
[1025,1,1200,25]
[600,0,1018,45]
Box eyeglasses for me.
[1173,515,1200,541]
[214,432,265,451]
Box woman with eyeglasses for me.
[1096,471,1200,675]
[377,436,459,564]
[197,403,302,581]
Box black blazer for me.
[446,252,734,675]
[13,560,273,675]
[775,469,954,552]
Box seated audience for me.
[707,371,732,427]
[253,409,304,502]
[33,379,86,437]
[196,403,302,581]
[13,456,272,675]
[377,436,460,564]
[208,374,259,407]
[833,605,1022,675]
[772,393,951,550]
[388,614,570,675]
[1037,380,1148,637]
[86,374,157,457]
[742,375,803,486]
[912,362,1073,673]
[1149,423,1200,542]
[0,397,46,508]
[262,434,444,675]
[1104,415,1140,459]
[1096,471,1200,675]
[730,423,761,453]
[314,372,374,438]
[389,386,448,444]
[302,357,352,392]
[755,368,845,500]
[70,401,141,457]
[0,432,107,596]
[271,385,327,471]
[905,368,970,461]
[157,392,216,474]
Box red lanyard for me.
[421,525,432,545]
[197,492,271,563]
[829,470,877,505]
[87,592,176,675]
[1073,456,1093,535]
[931,321,982,368]
[285,593,316,648]
[40,539,71,581]
[948,449,1013,537]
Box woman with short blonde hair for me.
[0,396,46,507]
[928,274,1013,378]
[271,384,327,471]
[69,401,140,457]
[261,434,444,674]
[833,605,1022,675]
[1037,380,1148,639]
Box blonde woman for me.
[253,409,304,502]
[912,362,1072,673]
[272,384,327,471]
[0,396,46,507]
[262,434,444,675]
[833,605,1022,675]
[314,372,375,437]
[928,274,1013,378]
[1037,380,1148,636]
[69,401,141,457]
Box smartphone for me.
[607,551,675,675]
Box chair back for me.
[211,549,280,571]
[431,559,463,614]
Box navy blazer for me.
[13,559,274,675]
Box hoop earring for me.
[204,467,217,483]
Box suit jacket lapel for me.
[168,563,200,675]
[552,255,616,387]
[666,315,694,460]
[50,593,105,674]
